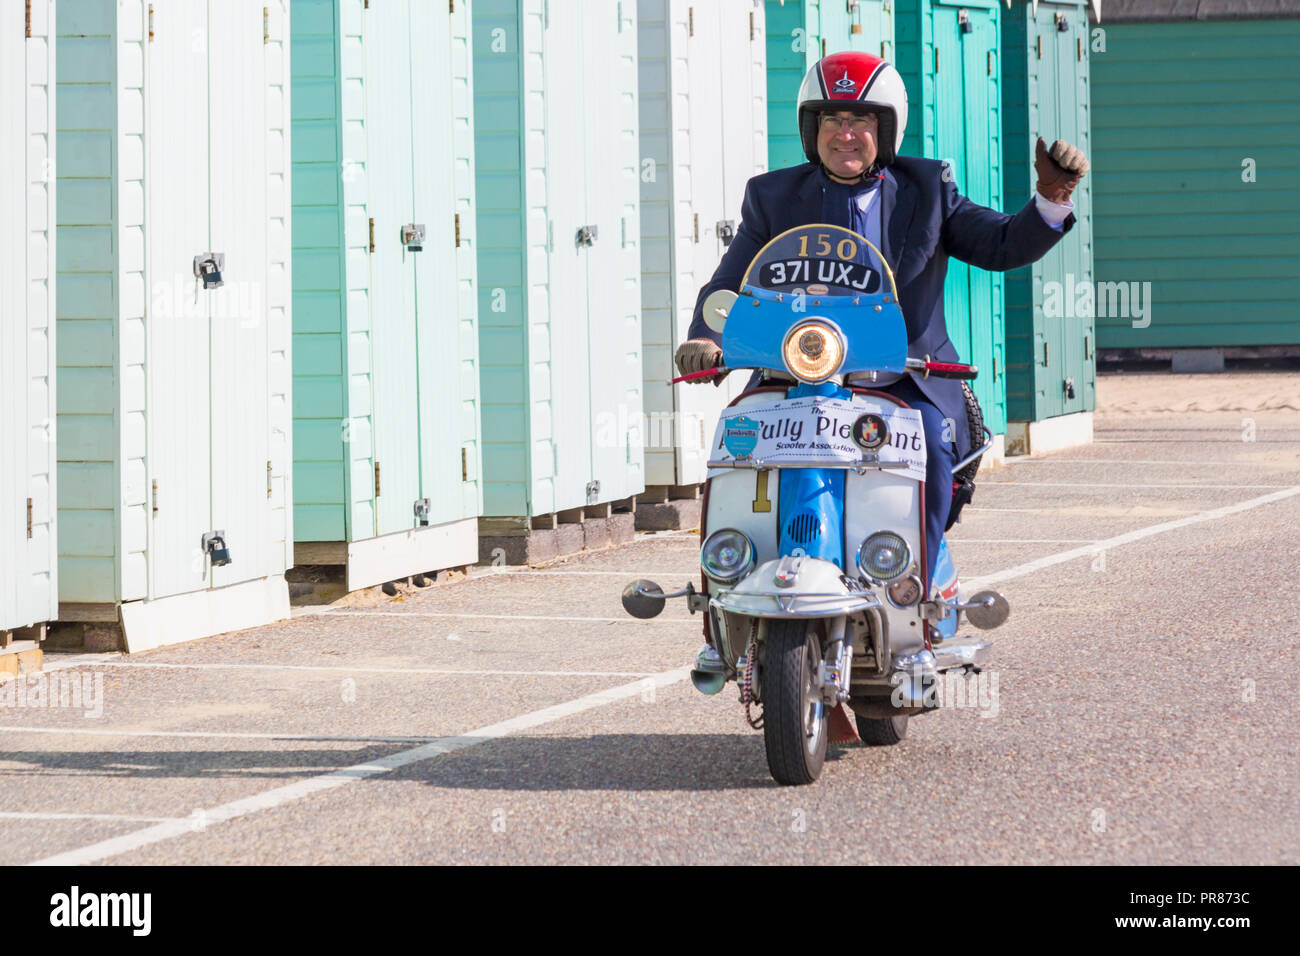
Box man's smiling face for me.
[816,110,880,182]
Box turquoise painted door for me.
[366,1,421,536]
[931,0,1004,434]
[1035,1,1091,418]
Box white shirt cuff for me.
[1034,192,1074,231]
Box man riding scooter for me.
[676,51,1089,594]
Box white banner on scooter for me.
[708,396,927,482]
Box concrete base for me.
[555,522,584,556]
[479,530,557,567]
[1004,411,1094,458]
[975,433,1007,474]
[582,517,611,550]
[635,496,703,532]
[1171,348,1225,373]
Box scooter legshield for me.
[777,467,845,569]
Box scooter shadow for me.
[405,733,859,792]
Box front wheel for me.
[855,713,909,746]
[761,619,828,785]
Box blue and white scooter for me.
[622,224,1008,786]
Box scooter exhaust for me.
[690,645,728,696]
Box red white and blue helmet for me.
[797,51,909,169]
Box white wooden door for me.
[582,0,642,503]
[209,0,272,587]
[544,1,592,513]
[146,0,213,599]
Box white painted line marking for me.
[946,539,1098,544]
[0,726,442,743]
[39,653,124,672]
[0,812,183,824]
[1013,458,1286,466]
[474,569,696,577]
[983,482,1289,489]
[27,668,690,866]
[966,485,1300,589]
[46,661,662,679]
[320,610,695,624]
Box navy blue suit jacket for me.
[688,158,1074,460]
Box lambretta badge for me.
[833,70,857,95]
[723,416,760,460]
[852,413,888,451]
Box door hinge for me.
[689,7,694,36]
[450,0,454,13]
[263,6,269,43]
[749,11,755,40]
[821,38,827,58]
[26,498,33,538]
[934,47,940,72]
[369,217,375,253]
[693,212,699,243]
[1044,341,1050,367]
[374,461,381,497]
[267,460,273,497]
[988,50,994,76]
[1078,37,1083,61]
[461,447,468,481]
[1037,35,1042,59]
[992,355,998,382]
[1085,333,1090,359]
[25,0,31,37]
[148,4,154,42]
[152,479,158,516]
[454,213,461,247]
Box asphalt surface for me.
[3,374,1299,865]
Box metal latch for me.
[194,253,225,290]
[1064,376,1076,399]
[716,220,736,247]
[1055,10,1069,31]
[413,498,431,527]
[585,480,601,503]
[401,224,425,251]
[201,530,232,568]
[958,8,972,33]
[576,225,598,247]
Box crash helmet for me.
[796,51,908,170]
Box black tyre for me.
[761,619,828,785]
[955,380,985,486]
[854,713,909,746]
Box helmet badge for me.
[833,69,857,95]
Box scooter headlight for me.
[858,531,912,582]
[782,321,845,383]
[701,529,756,585]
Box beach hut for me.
[54,0,292,651]
[290,0,483,590]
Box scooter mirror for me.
[964,589,1010,630]
[622,579,667,619]
[700,289,737,335]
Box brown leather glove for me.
[1034,136,1089,204]
[674,338,722,378]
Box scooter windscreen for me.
[720,224,909,381]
